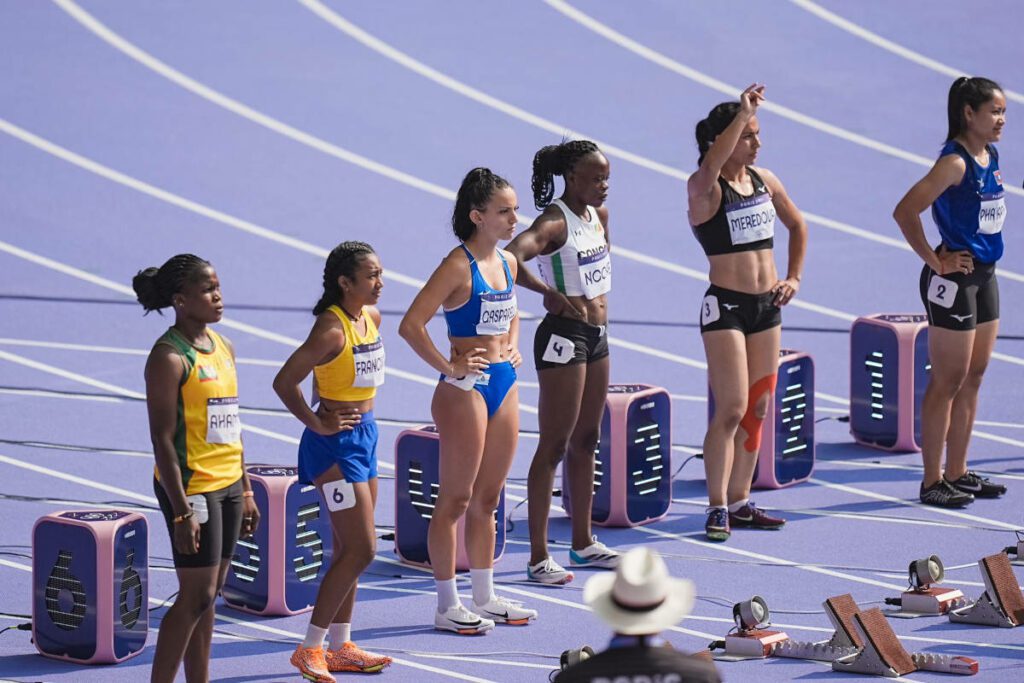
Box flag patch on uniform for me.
[197,365,219,382]
[994,170,1002,184]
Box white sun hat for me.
[583,547,696,636]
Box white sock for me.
[302,624,328,649]
[728,499,750,513]
[328,623,351,649]
[470,567,496,606]
[436,578,460,613]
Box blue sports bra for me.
[443,245,517,338]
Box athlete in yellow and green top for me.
[133,254,259,683]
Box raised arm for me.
[688,84,765,200]
[398,256,489,377]
[759,168,807,306]
[893,155,974,275]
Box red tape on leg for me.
[739,374,777,452]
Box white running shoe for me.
[526,557,575,585]
[569,537,621,569]
[471,596,538,625]
[434,604,494,635]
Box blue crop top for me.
[443,245,517,338]
[931,141,1005,264]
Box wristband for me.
[172,510,194,524]
[242,491,254,498]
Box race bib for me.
[927,274,958,309]
[352,339,386,388]
[700,295,721,325]
[577,246,612,299]
[542,333,575,364]
[187,494,209,524]
[725,192,776,246]
[476,291,517,335]
[322,479,356,512]
[977,191,1006,235]
[444,371,488,392]
[206,397,241,444]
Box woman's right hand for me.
[314,405,362,435]
[936,245,974,275]
[450,347,490,377]
[173,517,201,555]
[543,289,586,321]
[739,83,765,118]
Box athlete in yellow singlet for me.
[274,241,392,681]
[133,254,259,683]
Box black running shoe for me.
[946,471,1007,499]
[920,479,974,508]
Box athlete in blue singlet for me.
[399,168,538,634]
[894,76,1009,507]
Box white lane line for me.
[0,452,157,504]
[822,457,1024,483]
[542,0,1024,202]
[45,0,1024,296]
[0,558,491,682]
[0,120,715,377]
[300,0,1024,283]
[789,0,1024,104]
[808,478,1020,531]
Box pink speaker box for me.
[562,384,672,527]
[221,465,333,615]
[394,425,505,570]
[709,350,816,490]
[849,314,929,452]
[32,510,148,664]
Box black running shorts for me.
[155,477,244,568]
[698,284,781,335]
[919,260,999,331]
[534,314,609,371]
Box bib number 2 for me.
[322,479,356,512]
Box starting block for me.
[775,594,862,662]
[832,608,917,677]
[950,553,1024,627]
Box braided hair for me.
[313,241,376,316]
[946,76,1003,143]
[451,168,512,242]
[694,102,741,166]
[531,139,601,210]
[132,254,211,314]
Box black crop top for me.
[692,167,776,256]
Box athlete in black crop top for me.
[686,84,807,543]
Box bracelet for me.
[172,510,194,524]
[242,491,254,498]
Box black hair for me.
[695,102,741,166]
[451,167,513,241]
[132,254,211,314]
[313,241,376,316]
[946,76,1003,142]
[531,139,602,210]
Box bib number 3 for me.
[322,479,356,512]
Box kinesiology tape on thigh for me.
[739,374,777,452]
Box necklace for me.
[338,303,362,322]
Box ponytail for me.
[313,241,376,316]
[695,102,740,166]
[530,139,600,210]
[131,254,210,314]
[946,76,1003,142]
[451,168,512,241]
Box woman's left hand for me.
[772,278,800,306]
[240,495,260,538]
[507,344,523,369]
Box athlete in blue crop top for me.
[399,167,537,635]
[894,76,1009,508]
[687,85,808,543]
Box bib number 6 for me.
[322,479,356,512]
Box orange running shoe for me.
[324,641,392,673]
[290,645,336,683]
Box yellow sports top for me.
[313,305,385,402]
[154,327,242,495]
